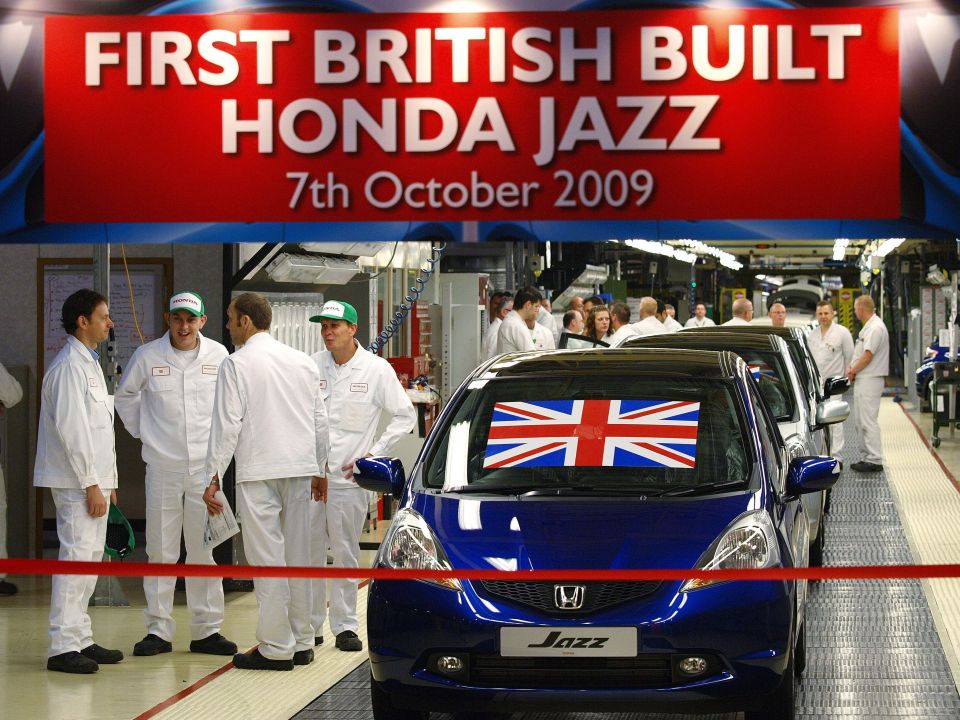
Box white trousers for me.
[236,477,313,661]
[310,485,368,638]
[829,391,848,457]
[48,487,109,656]
[143,466,224,642]
[854,376,884,465]
[829,420,845,457]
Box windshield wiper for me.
[446,485,536,495]
[520,484,657,498]
[660,480,746,497]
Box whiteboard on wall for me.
[40,261,170,373]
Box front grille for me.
[479,580,662,614]
[470,654,672,688]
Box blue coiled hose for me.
[368,242,446,355]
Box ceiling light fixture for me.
[832,238,849,261]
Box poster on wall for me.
[43,8,900,223]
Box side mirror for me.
[816,397,850,426]
[823,375,850,398]
[787,456,840,495]
[354,456,406,498]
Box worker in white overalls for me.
[204,292,328,671]
[309,301,415,651]
[115,291,237,657]
[0,360,23,596]
[34,289,123,674]
[808,299,854,461]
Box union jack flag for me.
[483,399,700,469]
[747,362,776,380]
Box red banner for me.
[44,9,900,223]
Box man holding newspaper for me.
[203,293,329,671]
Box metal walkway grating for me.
[295,401,960,719]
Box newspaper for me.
[202,490,239,550]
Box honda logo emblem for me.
[554,585,585,610]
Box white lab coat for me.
[34,336,117,490]
[115,332,229,642]
[663,317,684,333]
[606,324,640,347]
[205,332,327,483]
[808,322,854,456]
[34,336,117,657]
[482,317,503,361]
[204,331,328,661]
[809,322,854,380]
[309,341,415,638]
[631,316,669,337]
[722,317,752,326]
[852,314,890,466]
[685,317,716,328]
[116,332,227,473]
[532,322,556,350]
[497,311,537,354]
[537,306,561,344]
[0,361,23,579]
[854,314,890,378]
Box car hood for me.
[409,492,759,572]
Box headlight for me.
[680,511,780,592]
[378,508,462,591]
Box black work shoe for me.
[293,649,314,666]
[80,644,123,664]
[47,651,98,674]
[134,634,172,656]
[314,636,324,647]
[232,649,293,671]
[0,580,18,596]
[851,461,883,473]
[190,633,238,656]
[335,630,363,652]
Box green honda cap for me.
[309,300,358,324]
[168,291,204,317]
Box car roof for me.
[683,325,804,341]
[483,348,742,380]
[624,332,786,352]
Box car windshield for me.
[785,335,818,400]
[423,375,751,496]
[737,350,797,422]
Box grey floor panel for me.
[295,413,960,719]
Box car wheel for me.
[809,521,825,568]
[744,652,796,720]
[370,673,429,720]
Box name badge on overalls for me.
[152,366,170,376]
[350,383,368,393]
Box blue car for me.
[357,348,839,720]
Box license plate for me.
[500,626,637,657]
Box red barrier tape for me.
[3,558,960,582]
